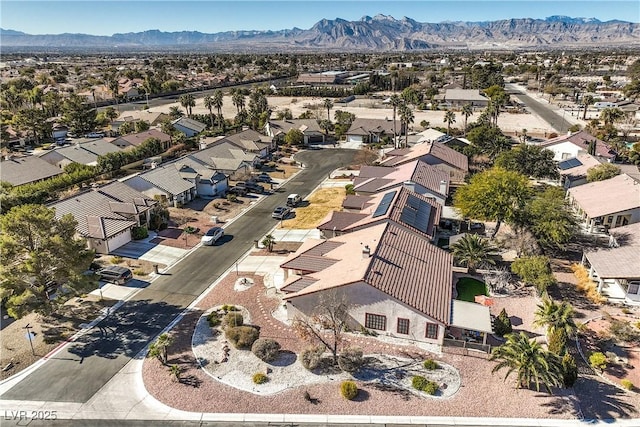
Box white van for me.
[286,194,302,207]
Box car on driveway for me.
[253,173,271,183]
[98,266,133,285]
[236,180,265,194]
[227,186,248,196]
[272,206,291,220]
[201,226,224,246]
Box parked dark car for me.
[98,266,133,285]
[236,181,264,194]
[253,173,272,183]
[227,186,248,196]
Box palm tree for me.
[148,333,174,365]
[398,103,414,148]
[203,95,215,128]
[231,90,245,114]
[212,90,224,129]
[490,332,563,394]
[451,233,498,274]
[461,103,473,134]
[168,106,184,120]
[533,296,578,338]
[389,95,402,148]
[106,75,120,112]
[444,110,456,135]
[179,94,195,118]
[582,94,594,120]
[600,107,624,126]
[322,98,334,122]
[261,234,275,252]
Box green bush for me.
[133,268,148,276]
[223,312,244,328]
[493,308,513,337]
[620,379,634,391]
[222,304,238,312]
[562,354,578,388]
[301,346,324,370]
[251,338,281,362]
[131,226,149,240]
[252,372,268,384]
[340,380,358,400]
[338,347,364,373]
[548,328,568,355]
[110,256,123,264]
[206,312,221,327]
[412,375,439,395]
[589,352,608,370]
[423,359,439,370]
[225,326,259,349]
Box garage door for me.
[347,135,363,143]
[107,229,132,253]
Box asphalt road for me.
[505,83,571,134]
[0,148,357,403]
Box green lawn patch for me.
[456,277,488,302]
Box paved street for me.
[0,148,357,403]
[505,83,578,134]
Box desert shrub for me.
[221,304,238,312]
[251,338,281,362]
[571,264,607,304]
[252,372,268,384]
[548,328,568,355]
[493,308,513,337]
[133,268,148,276]
[222,312,244,328]
[207,312,221,327]
[131,226,149,240]
[225,326,260,349]
[589,352,608,370]
[621,307,632,315]
[562,354,578,388]
[337,347,364,373]
[340,380,358,400]
[301,346,325,370]
[412,375,439,395]
[620,379,634,391]
[227,194,237,202]
[423,359,439,370]
[110,256,123,264]
[608,318,640,343]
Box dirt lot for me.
[282,187,346,229]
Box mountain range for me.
[1,15,638,51]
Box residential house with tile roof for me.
[122,161,197,207]
[265,119,325,145]
[379,142,469,184]
[223,129,274,158]
[48,181,157,254]
[539,130,617,162]
[582,222,640,304]
[0,155,63,186]
[110,129,172,151]
[280,223,492,346]
[345,118,401,144]
[318,186,441,241]
[436,89,489,108]
[566,174,640,233]
[111,111,170,134]
[171,117,207,138]
[352,160,450,206]
[557,152,603,189]
[39,140,122,168]
[190,140,258,179]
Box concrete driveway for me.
[111,240,189,268]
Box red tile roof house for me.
[280,223,493,347]
[566,174,640,233]
[539,130,617,162]
[48,181,157,254]
[379,142,469,185]
[352,160,450,206]
[110,129,172,151]
[582,222,640,304]
[318,186,441,242]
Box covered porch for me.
[445,299,494,352]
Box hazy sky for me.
[2,0,638,35]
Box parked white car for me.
[201,227,224,246]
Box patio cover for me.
[450,300,493,334]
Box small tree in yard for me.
[148,333,174,365]
[547,328,568,356]
[261,234,275,252]
[493,308,513,337]
[511,256,556,296]
[561,354,578,388]
[293,291,349,365]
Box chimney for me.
[403,181,415,193]
[362,245,371,258]
[439,180,448,196]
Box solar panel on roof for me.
[558,158,583,170]
[372,190,397,218]
[400,194,432,233]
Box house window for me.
[365,313,386,331]
[397,318,410,335]
[425,323,439,340]
[628,282,640,295]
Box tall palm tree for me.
[231,90,245,114]
[179,94,195,118]
[600,107,624,126]
[444,110,456,135]
[490,332,564,394]
[261,234,276,252]
[461,103,473,134]
[533,296,578,338]
[398,103,414,148]
[168,106,184,120]
[212,90,224,129]
[389,95,402,148]
[203,95,215,128]
[582,94,594,120]
[106,76,120,112]
[451,233,498,274]
[322,98,334,122]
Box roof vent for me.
[362,244,371,258]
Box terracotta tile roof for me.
[346,118,397,136]
[114,129,171,147]
[342,195,373,210]
[354,160,449,197]
[280,254,340,273]
[281,276,318,293]
[305,241,345,256]
[380,142,469,173]
[410,161,450,197]
[541,130,616,160]
[317,212,369,232]
[568,174,640,218]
